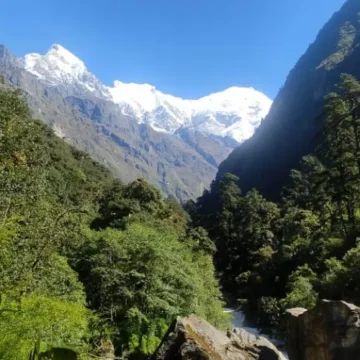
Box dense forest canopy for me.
[0,85,228,359]
[188,74,360,334]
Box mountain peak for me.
[47,44,86,71]
[24,44,87,84]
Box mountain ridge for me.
[0,43,271,200]
[24,44,272,143]
[216,0,360,200]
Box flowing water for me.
[225,309,289,359]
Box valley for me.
[1,0,360,359]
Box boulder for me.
[286,300,360,360]
[152,314,285,360]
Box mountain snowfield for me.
[24,44,272,143]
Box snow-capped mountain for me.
[24,44,272,143]
[0,42,272,200]
[25,45,110,99]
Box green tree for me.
[320,74,360,247]
[75,223,227,356]
[0,296,90,360]
[281,265,318,309]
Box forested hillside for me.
[217,0,360,201]
[186,0,360,335]
[188,74,360,334]
[0,84,228,359]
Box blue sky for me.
[1,0,346,99]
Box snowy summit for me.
[25,44,86,83]
[24,44,272,143]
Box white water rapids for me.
[225,309,289,359]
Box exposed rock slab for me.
[286,300,360,360]
[152,314,285,360]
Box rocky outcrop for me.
[152,314,285,360]
[286,300,360,360]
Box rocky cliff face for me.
[286,300,360,360]
[217,0,360,200]
[152,315,285,360]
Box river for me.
[225,309,289,359]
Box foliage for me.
[75,222,227,356]
[0,296,89,360]
[0,87,227,359]
[191,74,360,333]
[256,297,282,333]
[29,341,78,360]
[281,265,318,309]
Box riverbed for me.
[225,309,289,359]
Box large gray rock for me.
[152,314,285,360]
[286,300,360,360]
